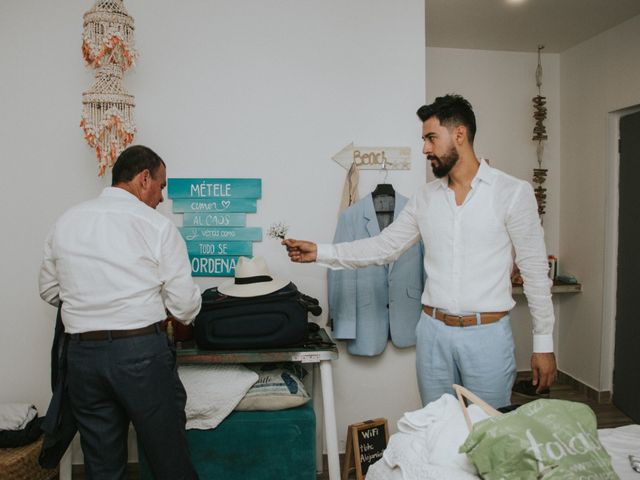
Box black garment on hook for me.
[372,184,395,230]
[372,183,395,198]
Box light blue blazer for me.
[328,193,425,356]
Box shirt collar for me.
[436,157,495,190]
[473,158,495,186]
[101,186,141,202]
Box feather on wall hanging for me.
[80,0,137,176]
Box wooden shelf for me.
[512,282,582,295]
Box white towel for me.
[367,394,490,480]
[399,394,489,474]
[0,403,38,431]
[178,364,258,430]
[367,431,480,480]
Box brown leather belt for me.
[422,305,507,327]
[73,321,166,341]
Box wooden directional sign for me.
[332,143,411,170]
[189,255,242,277]
[172,198,257,213]
[168,178,262,277]
[186,241,253,257]
[168,178,261,198]
[182,213,246,227]
[180,227,262,242]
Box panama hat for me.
[218,256,289,297]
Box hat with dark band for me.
[218,256,289,297]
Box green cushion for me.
[139,402,316,480]
[460,399,616,479]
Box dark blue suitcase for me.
[193,282,321,350]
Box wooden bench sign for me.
[342,418,388,480]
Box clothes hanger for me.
[372,159,395,219]
[372,158,395,197]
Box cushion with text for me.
[459,399,617,479]
[235,364,310,411]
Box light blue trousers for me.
[416,311,517,409]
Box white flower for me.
[267,221,289,240]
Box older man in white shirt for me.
[283,94,556,408]
[39,145,201,479]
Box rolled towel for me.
[0,403,37,431]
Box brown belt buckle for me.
[457,315,465,327]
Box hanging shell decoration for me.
[80,0,137,176]
[81,0,137,69]
[532,45,548,216]
[80,65,136,176]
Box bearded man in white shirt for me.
[39,145,201,479]
[283,94,557,408]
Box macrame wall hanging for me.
[532,45,548,218]
[80,0,138,176]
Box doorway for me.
[613,110,640,422]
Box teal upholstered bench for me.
[138,402,316,479]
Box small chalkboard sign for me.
[342,418,388,480]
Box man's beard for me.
[429,145,459,178]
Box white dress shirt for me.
[317,159,554,352]
[39,187,201,333]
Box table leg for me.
[59,445,72,480]
[313,364,324,473]
[320,359,340,480]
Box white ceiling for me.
[426,0,640,53]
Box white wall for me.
[5,0,636,465]
[0,0,426,456]
[0,1,102,411]
[559,14,640,391]
[426,47,561,370]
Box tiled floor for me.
[510,380,634,430]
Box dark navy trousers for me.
[67,329,198,480]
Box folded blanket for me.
[0,404,37,431]
[0,416,42,448]
[599,424,640,480]
[178,364,258,430]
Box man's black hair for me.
[111,145,165,186]
[416,94,477,143]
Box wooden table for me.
[177,328,341,480]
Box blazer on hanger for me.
[328,193,425,356]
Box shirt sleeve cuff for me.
[533,334,554,353]
[316,243,334,264]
